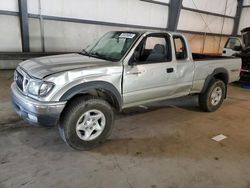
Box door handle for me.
[127,71,142,75]
[166,68,174,73]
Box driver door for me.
[123,33,176,107]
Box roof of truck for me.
[115,30,183,36]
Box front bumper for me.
[11,83,66,126]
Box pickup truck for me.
[11,31,241,150]
[222,27,250,83]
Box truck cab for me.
[222,37,243,57]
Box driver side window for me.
[135,34,171,64]
[225,38,241,50]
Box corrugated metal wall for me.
[179,0,236,34]
[0,0,247,54]
[239,0,250,34]
[0,0,22,51]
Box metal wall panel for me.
[243,0,250,6]
[27,0,168,28]
[238,7,250,34]
[0,15,22,52]
[178,10,234,35]
[182,0,237,17]
[0,0,19,12]
[28,18,43,52]
[0,0,239,53]
[42,19,143,52]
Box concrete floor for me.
[1,70,250,188]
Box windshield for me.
[84,31,140,61]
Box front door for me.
[123,34,175,106]
[122,34,194,107]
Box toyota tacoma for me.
[12,31,241,150]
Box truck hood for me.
[19,53,113,79]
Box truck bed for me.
[191,54,242,93]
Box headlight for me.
[27,80,54,97]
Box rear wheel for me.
[199,79,226,112]
[59,97,114,150]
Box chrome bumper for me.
[11,83,66,126]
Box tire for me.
[199,79,226,112]
[59,96,114,150]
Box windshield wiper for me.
[80,50,117,61]
[89,52,116,61]
[79,49,90,56]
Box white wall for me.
[0,0,18,12]
[0,15,22,52]
[42,20,144,52]
[0,0,21,52]
[179,0,236,35]
[243,0,250,6]
[0,0,239,53]
[26,0,170,52]
[178,10,234,35]
[237,0,250,34]
[238,7,250,34]
[28,0,168,28]
[182,0,237,17]
[29,18,43,52]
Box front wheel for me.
[199,79,226,112]
[59,97,114,150]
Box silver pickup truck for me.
[11,31,241,150]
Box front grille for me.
[16,71,24,91]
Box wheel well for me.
[201,70,229,95]
[65,89,121,111]
[212,72,228,99]
[213,72,228,85]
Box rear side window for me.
[173,36,187,60]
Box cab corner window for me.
[135,35,171,64]
[173,36,187,60]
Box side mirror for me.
[128,51,140,66]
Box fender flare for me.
[60,81,122,110]
[201,68,229,95]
